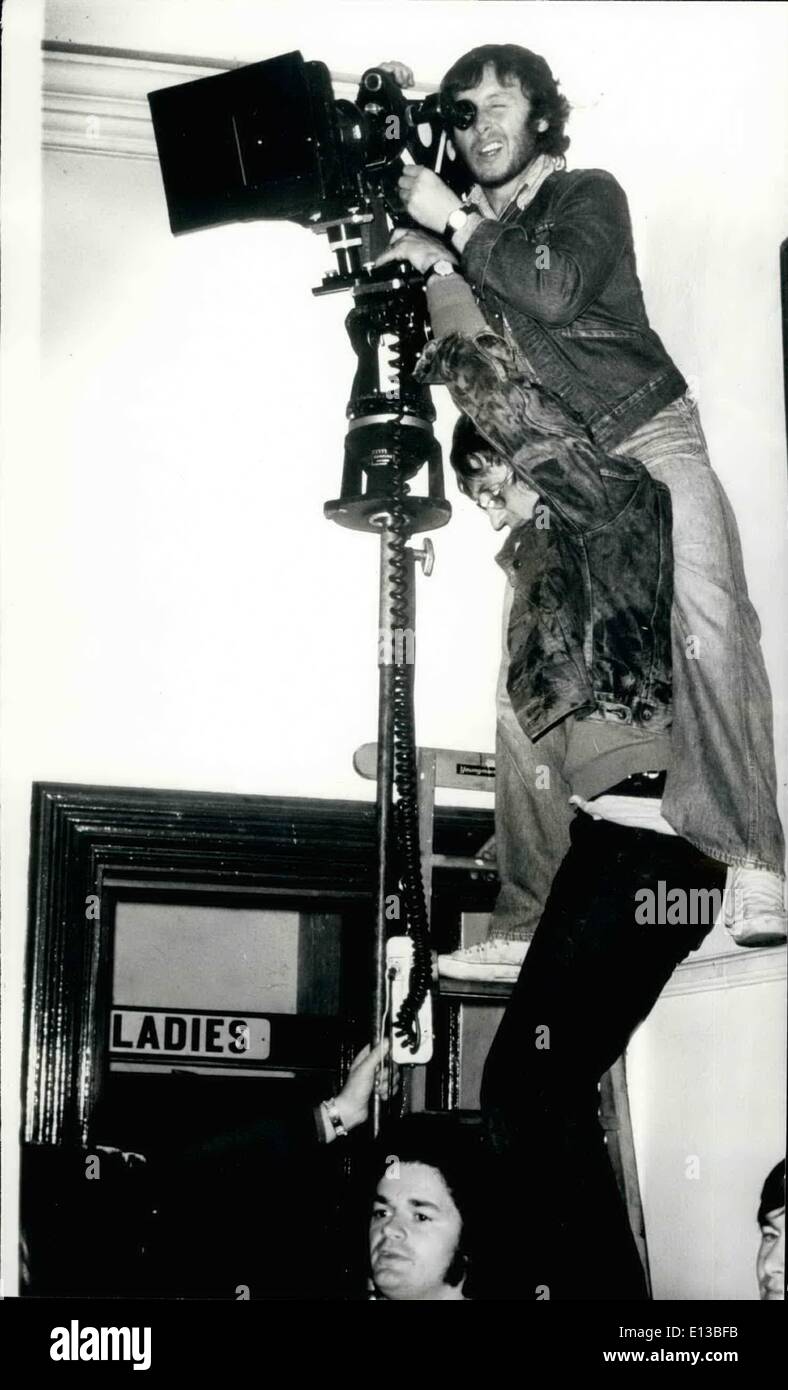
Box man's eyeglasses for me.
[460,466,514,510]
[474,481,508,510]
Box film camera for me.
[148,53,476,1058]
[148,49,475,532]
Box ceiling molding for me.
[41,45,426,162]
[43,51,220,161]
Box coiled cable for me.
[386,418,432,1052]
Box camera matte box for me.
[148,51,342,234]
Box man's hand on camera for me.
[377,61,414,89]
[374,227,457,276]
[396,163,463,234]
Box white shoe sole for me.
[438,959,523,982]
[724,918,787,947]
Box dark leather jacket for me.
[461,169,687,452]
[415,333,674,740]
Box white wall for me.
[2,0,787,1297]
[628,922,786,1301]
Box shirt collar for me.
[495,516,554,575]
[495,521,530,573]
[466,152,560,221]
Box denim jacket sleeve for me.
[412,329,649,534]
[461,170,631,328]
[510,439,643,535]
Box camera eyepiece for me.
[439,94,476,132]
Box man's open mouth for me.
[477,140,504,159]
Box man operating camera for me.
[375,44,786,982]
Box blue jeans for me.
[491,396,785,940]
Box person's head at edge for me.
[450,395,587,532]
[451,427,531,534]
[757,1160,785,1301]
[367,1115,482,1300]
[440,44,570,195]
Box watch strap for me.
[322,1097,348,1139]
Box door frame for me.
[23,781,495,1145]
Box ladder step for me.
[354,742,495,792]
[430,853,499,873]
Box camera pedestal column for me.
[323,271,450,1135]
[368,519,433,1135]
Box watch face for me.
[449,208,468,231]
[434,259,454,276]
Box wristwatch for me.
[427,258,456,281]
[322,1096,348,1139]
[444,206,472,241]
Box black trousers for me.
[480,811,726,1302]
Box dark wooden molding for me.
[23,781,494,1147]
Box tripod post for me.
[323,262,449,1133]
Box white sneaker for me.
[438,939,529,982]
[723,867,787,947]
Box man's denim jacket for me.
[461,169,687,452]
[497,438,674,741]
[415,333,674,741]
